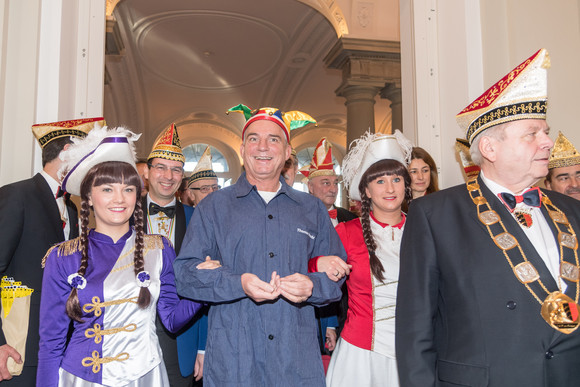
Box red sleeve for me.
[308,256,320,273]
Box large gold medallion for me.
[541,292,580,334]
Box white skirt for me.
[326,337,399,387]
[58,362,169,387]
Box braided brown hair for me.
[358,159,412,282]
[65,161,150,322]
[65,199,91,321]
[133,199,150,308]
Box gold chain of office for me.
[466,176,580,334]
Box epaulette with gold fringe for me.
[144,234,165,250]
[41,237,82,268]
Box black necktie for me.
[149,202,176,218]
[498,187,541,211]
[56,186,70,201]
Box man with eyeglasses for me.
[187,145,220,207]
[142,124,203,387]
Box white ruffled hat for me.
[59,126,141,196]
[342,130,412,201]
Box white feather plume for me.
[58,125,141,181]
[341,129,413,194]
[341,131,375,193]
[393,129,413,165]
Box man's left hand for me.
[279,273,313,303]
[325,328,337,351]
[194,353,204,381]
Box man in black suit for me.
[141,123,200,386]
[396,48,580,387]
[300,137,357,353]
[0,118,101,385]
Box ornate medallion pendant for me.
[541,292,580,334]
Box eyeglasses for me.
[149,163,184,176]
[189,184,220,194]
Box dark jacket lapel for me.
[34,174,64,240]
[174,201,186,255]
[66,198,79,239]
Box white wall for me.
[401,0,580,190]
[0,0,41,185]
[481,0,580,165]
[0,0,105,186]
[400,0,483,189]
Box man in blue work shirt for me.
[174,105,346,386]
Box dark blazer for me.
[142,195,204,386]
[0,173,78,384]
[336,206,358,224]
[396,176,580,387]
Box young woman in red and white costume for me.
[325,131,412,387]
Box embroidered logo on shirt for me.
[297,228,315,240]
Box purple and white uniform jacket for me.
[37,229,201,387]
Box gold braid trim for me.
[82,296,138,317]
[374,280,398,288]
[144,234,164,250]
[82,350,130,374]
[41,237,82,268]
[109,247,136,274]
[57,237,82,257]
[41,245,59,268]
[85,323,137,344]
[109,235,165,273]
[42,235,163,268]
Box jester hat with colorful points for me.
[227,104,316,143]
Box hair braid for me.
[133,199,151,308]
[360,193,385,282]
[66,199,91,322]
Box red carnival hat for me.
[299,137,336,181]
[147,123,185,164]
[456,48,549,144]
[32,117,104,148]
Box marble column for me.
[381,83,403,132]
[336,83,381,149]
[324,37,401,151]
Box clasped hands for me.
[241,272,313,303]
[195,255,344,303]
